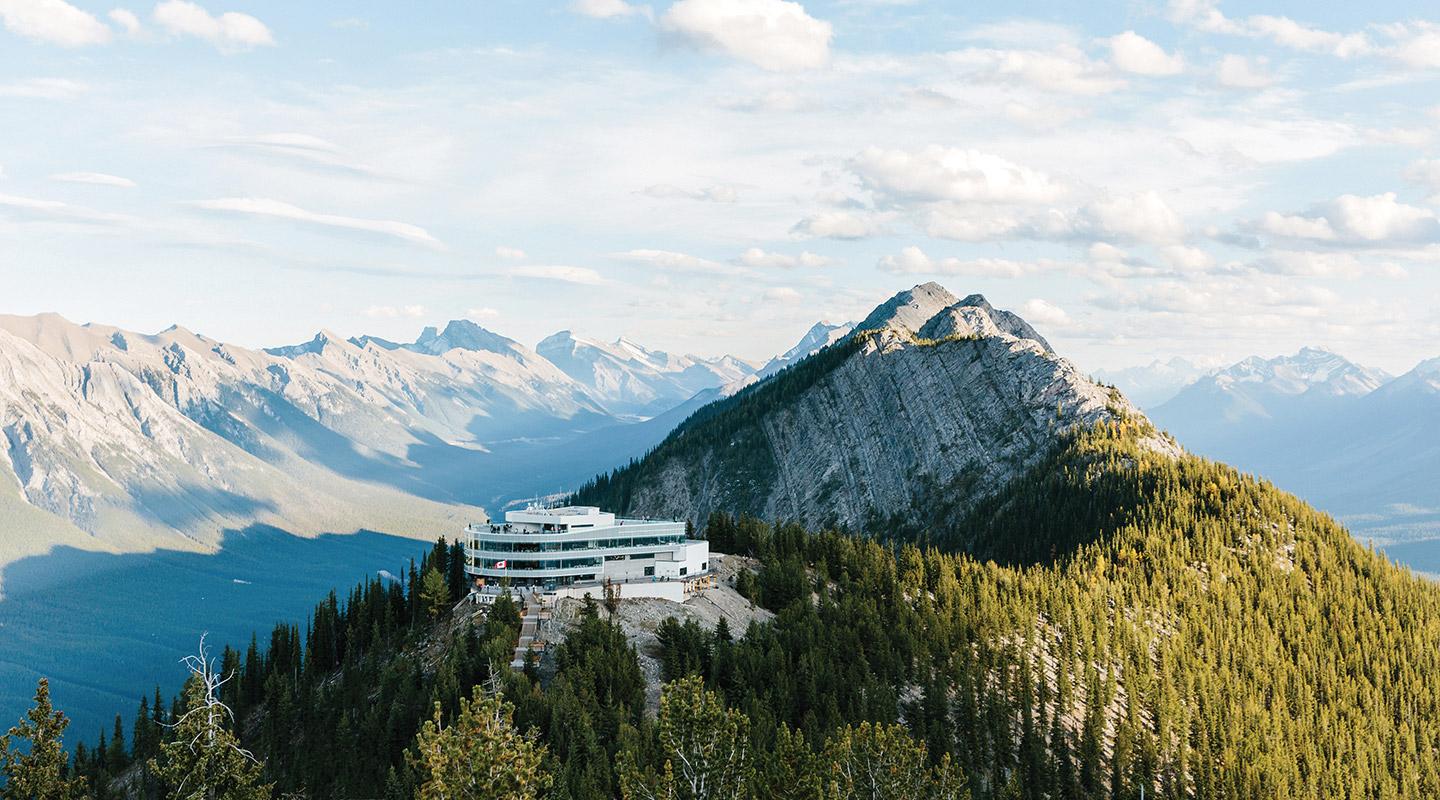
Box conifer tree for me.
[621,676,752,800]
[0,678,87,800]
[406,683,550,800]
[421,567,452,621]
[821,722,968,800]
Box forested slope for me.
[41,421,1440,799]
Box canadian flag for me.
[494,560,508,569]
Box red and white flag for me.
[494,560,508,569]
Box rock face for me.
[575,286,1177,532]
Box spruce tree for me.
[421,567,452,621]
[406,685,551,800]
[620,676,752,800]
[0,678,87,800]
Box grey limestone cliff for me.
[579,286,1176,532]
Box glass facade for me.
[463,511,701,592]
[473,533,685,553]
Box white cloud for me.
[1216,54,1274,88]
[791,210,886,239]
[1246,15,1371,58]
[920,207,1028,242]
[467,307,500,319]
[638,183,738,202]
[109,8,142,35]
[1259,211,1337,241]
[507,265,606,285]
[1088,242,1128,263]
[764,286,802,303]
[1081,191,1185,243]
[1327,193,1438,242]
[152,1,274,52]
[495,246,527,261]
[572,0,642,18]
[875,246,1046,278]
[1104,31,1184,76]
[213,132,383,178]
[51,171,136,187]
[944,46,1124,95]
[1404,159,1440,203]
[0,0,111,46]
[1021,298,1069,326]
[1168,1,1371,58]
[0,192,131,224]
[195,197,442,247]
[1253,250,1407,279]
[1258,193,1440,244]
[1157,244,1213,271]
[734,247,831,268]
[660,0,832,72]
[1387,23,1440,69]
[851,146,1065,204]
[363,304,426,319]
[614,248,733,274]
[0,78,88,98]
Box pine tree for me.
[620,676,752,800]
[421,567,452,621]
[0,678,87,800]
[406,684,551,800]
[821,722,969,800]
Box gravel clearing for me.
[546,552,774,713]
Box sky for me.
[1,0,1438,373]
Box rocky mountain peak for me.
[412,320,521,357]
[917,296,1053,352]
[265,330,351,359]
[854,283,960,335]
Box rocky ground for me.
[544,552,774,712]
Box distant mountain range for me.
[1092,356,1222,408]
[537,330,757,416]
[0,313,801,580]
[1144,347,1440,554]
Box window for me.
[701,562,708,571]
[643,566,655,577]
[680,567,688,576]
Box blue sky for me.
[1,0,1438,372]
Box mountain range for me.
[1091,356,1222,408]
[1142,347,1440,561]
[0,314,782,583]
[12,281,1440,800]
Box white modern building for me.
[464,505,709,598]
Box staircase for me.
[510,594,547,671]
